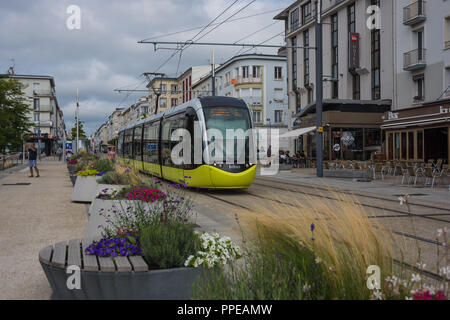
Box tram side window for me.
[124,129,133,159]
[161,115,184,168]
[133,126,143,160]
[117,131,124,157]
[143,122,160,164]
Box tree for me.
[70,121,87,140]
[0,76,33,154]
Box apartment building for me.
[146,77,180,115]
[381,0,450,164]
[276,0,450,163]
[6,70,66,155]
[106,107,124,143]
[192,54,289,149]
[276,0,395,161]
[179,65,212,104]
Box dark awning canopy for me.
[295,99,392,118]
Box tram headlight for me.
[213,162,217,167]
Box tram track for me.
[251,179,450,224]
[198,190,446,281]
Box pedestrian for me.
[28,144,40,178]
[108,147,116,162]
[267,145,272,166]
[57,145,63,161]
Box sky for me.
[0,0,292,136]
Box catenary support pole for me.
[315,0,323,178]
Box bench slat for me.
[82,238,99,272]
[98,257,116,272]
[51,241,67,269]
[67,239,82,268]
[39,245,53,265]
[128,256,149,272]
[115,257,132,272]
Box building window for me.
[171,98,178,107]
[371,0,381,100]
[274,67,282,80]
[331,14,339,99]
[302,1,312,24]
[33,98,40,110]
[34,112,40,122]
[274,110,283,123]
[160,98,167,108]
[171,84,178,93]
[445,16,450,49]
[304,30,310,86]
[348,3,355,34]
[242,66,249,78]
[290,7,299,32]
[252,66,261,78]
[160,84,167,93]
[413,74,425,101]
[307,87,314,104]
[252,110,262,124]
[33,83,40,95]
[408,132,415,160]
[292,36,297,89]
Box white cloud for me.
[0,0,291,135]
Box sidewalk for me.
[258,168,450,208]
[0,158,87,300]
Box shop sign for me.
[440,106,450,114]
[388,112,399,120]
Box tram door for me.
[160,114,185,184]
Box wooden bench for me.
[39,239,203,300]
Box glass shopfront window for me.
[341,128,364,161]
[388,133,394,160]
[417,130,423,160]
[395,133,400,159]
[331,128,342,160]
[408,132,415,160]
[401,132,407,160]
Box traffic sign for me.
[65,142,73,150]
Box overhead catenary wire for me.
[139,7,286,42]
[152,0,241,73]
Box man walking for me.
[28,144,40,177]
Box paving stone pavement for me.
[0,159,87,300]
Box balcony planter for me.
[71,176,99,203]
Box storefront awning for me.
[279,126,316,139]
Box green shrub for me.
[94,158,115,173]
[96,171,131,185]
[140,220,201,269]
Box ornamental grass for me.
[194,191,396,300]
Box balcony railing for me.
[403,1,426,26]
[235,75,262,85]
[241,96,262,106]
[33,89,55,96]
[403,48,427,71]
[34,120,53,127]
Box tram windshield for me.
[203,106,252,164]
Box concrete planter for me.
[71,176,99,203]
[40,261,204,300]
[85,184,160,238]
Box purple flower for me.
[310,223,315,232]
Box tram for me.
[117,96,257,189]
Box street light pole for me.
[315,0,324,177]
[211,49,216,96]
[76,88,79,154]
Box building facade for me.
[147,77,180,115]
[381,0,450,164]
[276,0,395,160]
[7,72,66,155]
[192,54,290,150]
[179,65,212,104]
